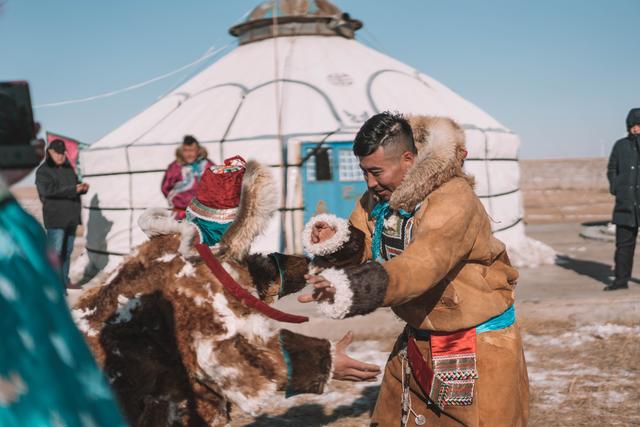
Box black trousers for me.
[614,224,638,287]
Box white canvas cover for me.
[78,31,553,275]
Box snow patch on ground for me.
[524,323,640,347]
[508,237,556,268]
[347,340,390,368]
[527,362,634,407]
[525,323,638,409]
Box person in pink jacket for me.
[161,135,213,219]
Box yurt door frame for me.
[301,141,367,223]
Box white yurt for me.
[78,0,554,275]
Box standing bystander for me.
[161,135,213,219]
[35,139,87,290]
[606,108,640,291]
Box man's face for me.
[359,146,415,201]
[182,144,199,164]
[48,149,66,166]
[631,124,640,135]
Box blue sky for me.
[1,0,637,159]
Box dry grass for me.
[523,321,640,427]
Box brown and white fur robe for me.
[73,161,332,426]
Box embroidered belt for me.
[405,305,515,409]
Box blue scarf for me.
[371,201,412,262]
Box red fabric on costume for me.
[195,156,246,209]
[430,328,477,356]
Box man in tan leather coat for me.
[298,112,529,426]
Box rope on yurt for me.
[154,41,235,102]
[35,44,232,108]
[271,0,287,252]
[270,0,311,252]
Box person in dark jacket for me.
[35,139,88,289]
[606,108,640,291]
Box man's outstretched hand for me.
[332,331,381,381]
[298,273,335,303]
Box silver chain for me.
[400,348,426,426]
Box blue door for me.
[301,141,368,223]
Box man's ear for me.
[401,150,416,165]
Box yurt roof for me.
[90,34,511,155]
[229,0,363,44]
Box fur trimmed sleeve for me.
[246,253,310,303]
[317,262,389,319]
[278,329,333,396]
[303,214,367,268]
[303,214,351,256]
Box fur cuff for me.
[312,225,366,269]
[279,329,332,396]
[303,214,350,256]
[317,268,354,319]
[317,262,389,319]
[138,208,198,259]
[246,254,280,302]
[272,253,310,297]
[246,254,310,302]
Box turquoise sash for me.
[413,305,516,339]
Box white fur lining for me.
[303,214,350,256]
[316,268,353,319]
[137,208,198,259]
[137,208,175,237]
[326,341,336,388]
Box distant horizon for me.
[1,0,637,163]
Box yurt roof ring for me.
[229,0,363,45]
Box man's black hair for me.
[353,112,416,157]
[183,135,199,145]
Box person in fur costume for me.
[254,112,529,426]
[73,160,379,426]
